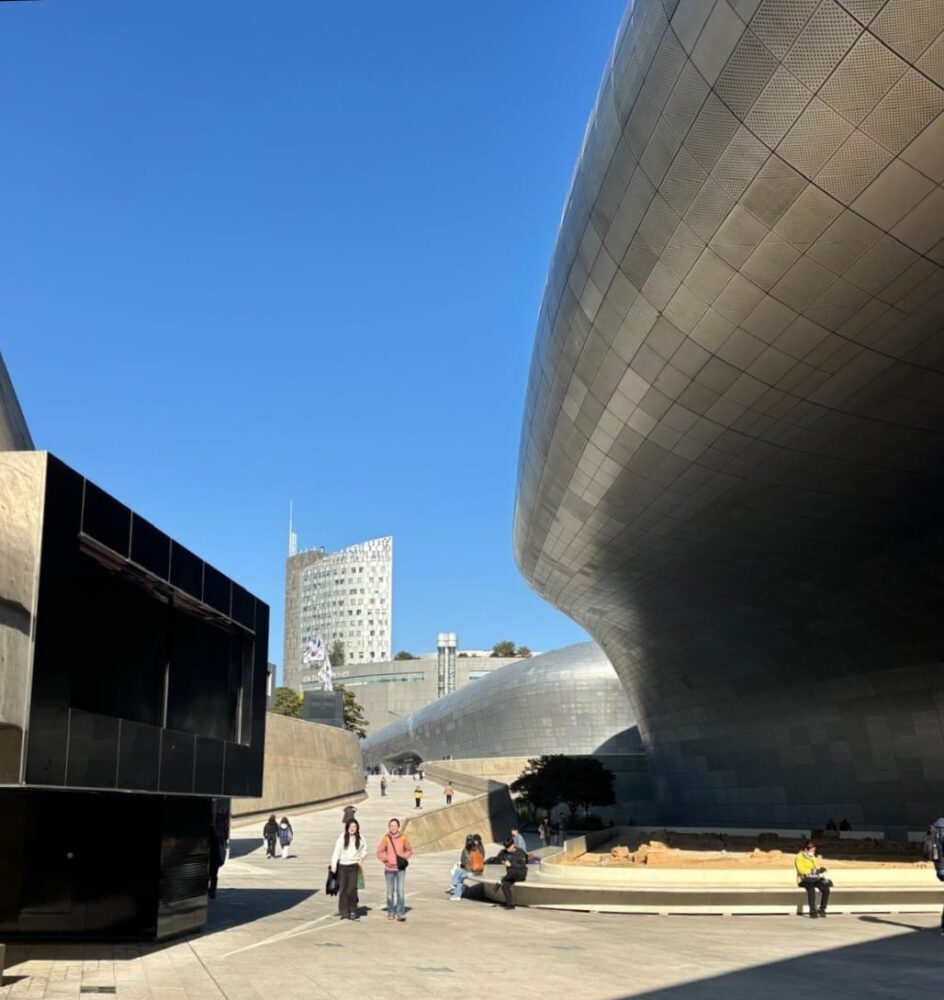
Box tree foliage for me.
[329,639,345,666]
[511,754,615,820]
[394,650,417,660]
[491,640,516,657]
[515,645,532,657]
[271,686,303,719]
[333,683,368,739]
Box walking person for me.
[380,775,388,797]
[414,785,423,809]
[487,837,528,909]
[278,816,293,859]
[263,814,278,859]
[330,819,367,921]
[538,817,550,847]
[444,781,454,806]
[377,818,413,921]
[510,826,527,852]
[795,840,831,918]
[922,817,944,935]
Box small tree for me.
[491,640,516,657]
[334,682,368,739]
[511,754,615,822]
[394,650,416,660]
[271,686,303,719]
[515,645,532,657]
[329,639,345,666]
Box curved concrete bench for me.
[465,859,944,915]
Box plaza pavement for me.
[1,774,942,1000]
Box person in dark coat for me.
[208,825,226,898]
[342,804,358,825]
[263,814,278,859]
[486,837,528,909]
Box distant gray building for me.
[283,535,393,691]
[306,649,522,735]
[361,642,641,765]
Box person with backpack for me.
[277,816,293,859]
[449,834,485,900]
[263,814,279,859]
[377,817,413,921]
[486,837,528,909]
[923,817,944,935]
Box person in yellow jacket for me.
[795,840,831,918]
[413,785,423,809]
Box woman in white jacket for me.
[330,819,367,920]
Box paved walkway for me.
[2,776,943,999]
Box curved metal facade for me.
[361,642,641,765]
[515,0,944,830]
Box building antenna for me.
[288,500,298,556]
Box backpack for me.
[468,847,485,874]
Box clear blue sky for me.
[2,1,625,678]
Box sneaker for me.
[396,915,407,922]
[450,895,462,901]
[387,913,396,921]
[818,910,827,918]
[349,914,360,922]
[809,911,819,919]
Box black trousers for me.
[337,863,360,917]
[265,835,276,857]
[800,876,830,912]
[501,872,525,907]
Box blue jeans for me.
[385,868,406,915]
[451,867,467,897]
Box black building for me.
[0,451,268,939]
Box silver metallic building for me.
[361,642,641,765]
[515,0,944,830]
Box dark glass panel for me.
[130,515,171,580]
[70,553,166,728]
[193,737,224,795]
[169,542,202,599]
[82,480,131,556]
[231,584,255,630]
[117,720,161,791]
[202,563,231,615]
[65,709,118,789]
[159,730,194,794]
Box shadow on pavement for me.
[620,922,942,999]
[204,887,316,932]
[228,836,264,859]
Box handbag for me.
[390,835,409,871]
[325,869,339,896]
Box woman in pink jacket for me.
[376,818,413,921]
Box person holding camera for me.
[377,817,413,921]
[795,839,831,918]
[487,836,528,909]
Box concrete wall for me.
[401,786,518,854]
[232,712,365,818]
